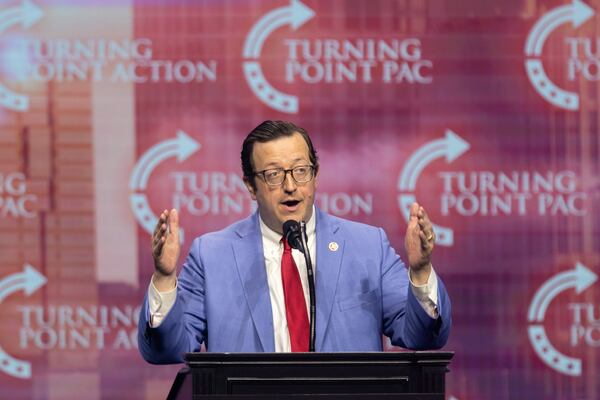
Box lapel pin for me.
[328,242,339,252]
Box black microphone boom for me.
[299,221,316,353]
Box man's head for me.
[241,120,319,234]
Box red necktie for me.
[281,238,309,352]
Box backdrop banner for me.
[0,1,598,399]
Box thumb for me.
[168,209,180,241]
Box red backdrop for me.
[0,0,599,399]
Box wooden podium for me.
[167,352,453,399]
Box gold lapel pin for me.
[328,242,339,252]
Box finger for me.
[418,220,433,234]
[153,209,168,235]
[159,209,168,222]
[419,231,433,249]
[424,229,435,241]
[152,222,168,245]
[409,202,419,219]
[417,215,430,226]
[152,235,166,258]
[417,207,432,228]
[407,218,419,237]
[152,239,161,258]
[152,212,167,243]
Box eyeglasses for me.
[254,165,315,186]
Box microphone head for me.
[283,220,304,252]
[283,219,299,234]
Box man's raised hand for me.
[151,208,180,291]
[404,202,435,285]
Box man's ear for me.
[243,177,257,200]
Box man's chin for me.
[278,208,308,224]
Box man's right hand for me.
[151,208,181,292]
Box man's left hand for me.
[404,202,435,285]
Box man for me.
[138,120,451,364]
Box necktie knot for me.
[282,237,292,252]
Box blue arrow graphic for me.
[528,262,597,322]
[0,263,46,379]
[0,0,43,33]
[242,0,314,114]
[0,263,46,303]
[129,131,200,242]
[243,0,314,59]
[524,0,593,57]
[527,262,597,377]
[0,0,44,111]
[397,130,469,191]
[397,130,469,247]
[129,130,199,191]
[524,0,594,111]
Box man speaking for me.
[138,120,451,363]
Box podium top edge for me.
[184,351,454,364]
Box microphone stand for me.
[299,221,316,352]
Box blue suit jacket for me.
[138,209,451,364]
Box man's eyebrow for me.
[260,158,309,169]
[259,162,281,169]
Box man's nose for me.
[282,171,297,192]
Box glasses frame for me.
[254,165,316,186]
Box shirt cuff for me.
[147,277,178,327]
[408,266,439,319]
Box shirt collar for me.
[259,206,316,247]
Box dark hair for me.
[241,120,319,189]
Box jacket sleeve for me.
[379,228,451,349]
[138,238,207,364]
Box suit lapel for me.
[314,209,344,350]
[232,212,275,352]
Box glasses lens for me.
[264,169,284,185]
[292,166,312,182]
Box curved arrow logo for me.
[0,0,44,112]
[527,262,597,376]
[129,130,200,243]
[524,0,594,110]
[397,130,470,247]
[0,263,46,379]
[242,0,314,113]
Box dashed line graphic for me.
[0,263,46,379]
[397,130,470,247]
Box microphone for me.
[283,220,305,253]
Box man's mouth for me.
[281,199,301,209]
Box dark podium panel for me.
[167,352,453,400]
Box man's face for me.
[244,132,318,234]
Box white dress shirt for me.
[260,209,316,352]
[148,208,439,351]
